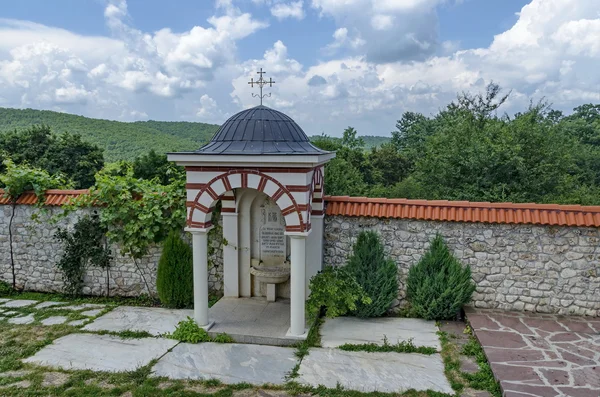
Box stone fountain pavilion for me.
[168,105,335,344]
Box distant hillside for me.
[361,135,391,149]
[309,134,391,150]
[0,107,391,162]
[0,107,219,162]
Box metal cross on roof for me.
[248,68,275,106]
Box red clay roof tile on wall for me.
[325,196,600,227]
[0,189,89,206]
[2,189,600,227]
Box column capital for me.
[185,226,214,234]
[285,230,312,238]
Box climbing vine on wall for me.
[0,159,72,289]
[69,165,186,294]
[55,213,112,296]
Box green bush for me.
[156,231,193,308]
[170,317,211,343]
[55,214,112,296]
[212,333,235,343]
[346,231,398,317]
[306,266,371,321]
[406,234,476,320]
[0,280,13,295]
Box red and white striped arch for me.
[185,167,321,233]
[310,166,324,217]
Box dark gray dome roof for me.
[196,105,329,155]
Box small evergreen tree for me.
[346,231,398,317]
[157,231,193,308]
[406,235,476,320]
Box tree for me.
[345,231,398,317]
[324,158,367,196]
[157,231,194,308]
[391,111,435,169]
[368,143,410,186]
[311,134,342,151]
[341,127,365,150]
[412,100,580,203]
[42,132,104,189]
[133,150,185,185]
[0,125,104,188]
[407,235,475,320]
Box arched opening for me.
[206,187,293,300]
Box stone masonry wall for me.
[324,216,600,316]
[0,205,223,297]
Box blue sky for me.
[0,0,598,136]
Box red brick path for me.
[467,308,600,397]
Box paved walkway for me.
[17,303,453,394]
[467,308,600,397]
[0,298,107,326]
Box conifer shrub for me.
[406,234,476,320]
[346,230,398,317]
[157,231,193,308]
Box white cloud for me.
[324,27,365,54]
[228,0,600,136]
[0,0,268,120]
[371,15,394,31]
[313,0,448,62]
[271,1,305,20]
[0,0,599,140]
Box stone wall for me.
[324,216,600,316]
[0,205,223,297]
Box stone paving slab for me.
[8,314,35,325]
[0,298,11,304]
[297,348,453,394]
[41,316,68,326]
[35,301,68,309]
[151,342,298,385]
[467,308,600,397]
[23,333,177,372]
[320,316,441,350]
[2,299,38,308]
[83,306,193,336]
[61,303,105,311]
[80,308,104,317]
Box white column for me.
[222,213,239,297]
[189,228,214,330]
[289,235,306,336]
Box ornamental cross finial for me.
[248,68,275,106]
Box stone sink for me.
[250,260,290,302]
[250,263,290,284]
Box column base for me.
[285,327,308,340]
[197,320,215,331]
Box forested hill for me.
[0,107,220,162]
[0,107,391,161]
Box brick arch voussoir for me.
[188,170,305,231]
